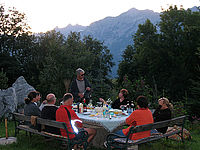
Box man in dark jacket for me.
[70,68,91,103]
[41,93,60,135]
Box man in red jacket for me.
[56,93,96,142]
[115,96,153,140]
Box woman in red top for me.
[56,93,96,142]
[115,96,153,140]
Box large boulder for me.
[0,88,17,118]
[0,76,35,117]
[12,76,35,106]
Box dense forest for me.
[0,5,200,118]
[118,6,200,118]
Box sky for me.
[1,0,199,33]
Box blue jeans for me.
[115,130,125,136]
[151,129,159,135]
[73,128,86,141]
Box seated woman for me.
[99,89,129,109]
[24,91,41,129]
[152,97,173,134]
[115,96,153,140]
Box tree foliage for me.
[33,31,114,99]
[0,69,8,89]
[118,6,200,107]
[0,5,33,85]
[0,5,114,102]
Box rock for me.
[0,76,35,117]
[0,88,16,118]
[0,137,17,145]
[12,76,35,106]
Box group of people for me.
[23,67,173,148]
[100,88,173,140]
[24,91,96,144]
[114,96,173,140]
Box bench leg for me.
[181,133,184,143]
[83,141,88,150]
[15,128,19,136]
[166,136,169,140]
[29,132,32,138]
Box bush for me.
[0,70,8,89]
[172,101,188,118]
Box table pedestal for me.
[91,128,108,148]
[83,123,124,148]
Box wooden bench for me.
[106,115,187,150]
[13,112,88,150]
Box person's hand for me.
[42,100,47,104]
[78,93,84,98]
[75,120,83,128]
[99,98,105,103]
[120,105,126,109]
[86,87,91,91]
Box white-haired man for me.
[69,68,91,103]
[41,93,60,135]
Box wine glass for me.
[97,101,102,107]
[121,105,125,112]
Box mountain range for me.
[55,8,161,77]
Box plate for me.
[82,112,91,115]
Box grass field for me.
[0,120,199,150]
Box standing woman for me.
[24,91,41,117]
[153,97,173,134]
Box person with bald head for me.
[56,93,96,144]
[41,93,60,135]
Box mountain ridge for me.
[55,8,161,77]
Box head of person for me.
[62,93,74,106]
[118,89,128,99]
[136,96,148,109]
[24,91,41,104]
[158,97,173,110]
[76,68,85,81]
[46,93,56,104]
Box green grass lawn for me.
[0,120,199,150]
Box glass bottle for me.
[131,101,135,112]
[79,102,83,113]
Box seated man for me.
[115,96,153,140]
[56,93,96,143]
[41,93,60,135]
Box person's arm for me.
[69,79,79,100]
[72,110,83,128]
[99,98,107,105]
[125,111,136,126]
[153,108,160,119]
[111,99,120,109]
[39,100,47,111]
[31,104,41,117]
[84,78,91,90]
